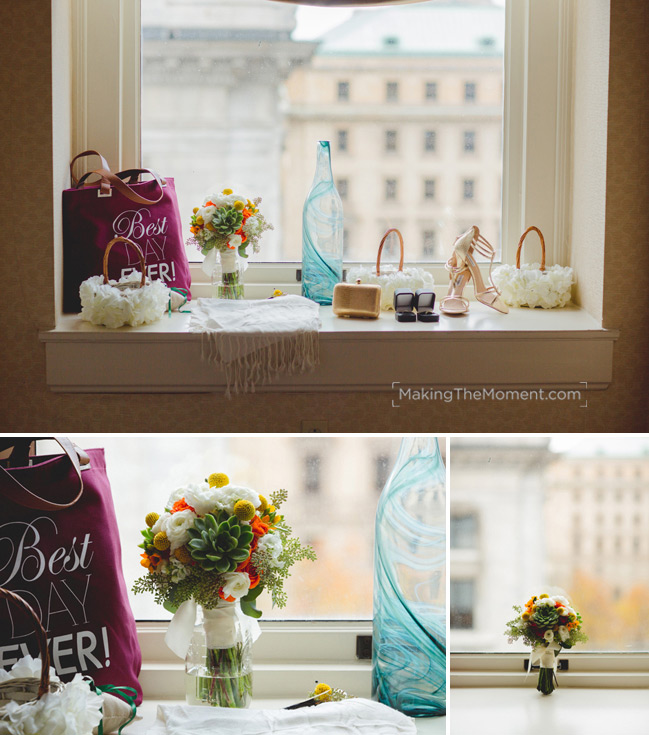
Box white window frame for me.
[70,0,574,292]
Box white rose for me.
[163,508,196,551]
[184,482,221,516]
[543,630,554,643]
[166,486,188,509]
[200,204,216,222]
[221,572,251,600]
[536,597,554,607]
[228,234,243,249]
[553,595,569,607]
[151,511,171,536]
[558,625,569,642]
[256,532,284,568]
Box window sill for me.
[40,304,618,393]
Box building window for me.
[337,178,348,200]
[450,580,475,629]
[386,81,399,102]
[451,513,478,549]
[337,81,350,102]
[304,454,322,494]
[463,130,476,153]
[422,230,436,258]
[385,179,397,201]
[425,81,438,101]
[463,179,475,200]
[424,179,436,200]
[424,130,436,152]
[374,453,391,492]
[385,129,398,152]
[337,129,348,152]
[464,81,476,102]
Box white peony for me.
[183,482,222,516]
[151,511,171,536]
[166,486,188,509]
[200,204,216,222]
[163,508,196,551]
[535,597,555,606]
[553,595,569,607]
[221,572,251,600]
[543,630,555,643]
[256,532,284,568]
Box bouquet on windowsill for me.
[186,188,273,299]
[133,473,315,708]
[505,592,587,695]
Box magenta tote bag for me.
[0,438,143,704]
[63,150,192,313]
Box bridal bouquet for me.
[133,472,315,707]
[505,592,587,694]
[187,188,273,298]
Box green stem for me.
[537,667,555,695]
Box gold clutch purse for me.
[332,279,382,319]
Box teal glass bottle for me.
[301,140,343,304]
[372,437,446,717]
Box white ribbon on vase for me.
[164,599,261,659]
[201,247,247,277]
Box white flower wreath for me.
[492,262,573,309]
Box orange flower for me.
[250,516,269,537]
[219,590,236,603]
[171,498,195,514]
[140,553,151,569]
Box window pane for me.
[385,178,398,200]
[141,1,504,264]
[49,436,403,621]
[450,436,649,651]
[463,179,475,200]
[424,178,436,200]
[463,130,476,153]
[385,129,398,152]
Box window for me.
[385,179,397,201]
[463,179,475,200]
[422,230,436,258]
[450,436,649,652]
[463,130,476,153]
[38,437,401,621]
[451,580,475,629]
[450,513,478,549]
[74,0,572,283]
[424,130,436,152]
[337,129,348,153]
[464,81,476,102]
[385,129,398,152]
[386,81,399,102]
[337,178,348,200]
[424,179,436,200]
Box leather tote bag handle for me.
[0,437,88,510]
[376,228,405,276]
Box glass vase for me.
[372,437,446,717]
[185,602,253,708]
[301,140,344,305]
[212,249,245,300]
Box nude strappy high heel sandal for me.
[440,226,509,315]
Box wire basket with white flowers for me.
[492,226,574,309]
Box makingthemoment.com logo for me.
[391,382,588,408]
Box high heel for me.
[440,226,509,315]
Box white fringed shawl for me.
[189,295,320,397]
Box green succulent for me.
[187,510,253,573]
[211,208,243,236]
[532,604,560,628]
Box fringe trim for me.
[200,331,320,398]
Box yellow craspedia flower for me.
[153,531,170,551]
[234,499,256,522]
[272,289,284,297]
[222,188,233,195]
[267,505,276,514]
[313,683,332,702]
[257,495,268,512]
[539,593,549,599]
[205,222,215,231]
[195,215,204,225]
[233,200,245,211]
[174,546,192,564]
[208,472,229,488]
[521,612,530,621]
[192,207,199,214]
[145,512,159,528]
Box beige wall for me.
[0,0,647,432]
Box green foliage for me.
[252,535,317,609]
[269,488,288,509]
[187,511,254,572]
